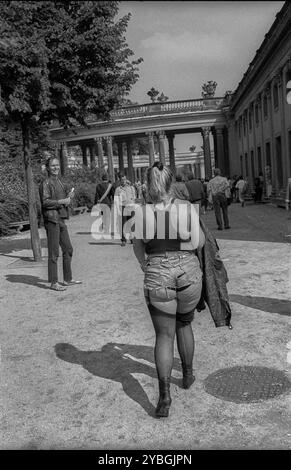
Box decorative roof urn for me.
[202,81,217,98]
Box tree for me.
[189,145,196,153]
[0,1,142,260]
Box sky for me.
[117,1,285,152]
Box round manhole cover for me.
[204,366,291,403]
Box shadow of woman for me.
[54,342,183,418]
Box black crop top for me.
[143,201,192,255]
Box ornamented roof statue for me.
[202,81,217,98]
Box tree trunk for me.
[21,120,42,261]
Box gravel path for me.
[0,204,290,449]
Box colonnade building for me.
[49,1,291,204]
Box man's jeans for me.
[45,219,73,283]
[121,206,135,242]
[213,193,229,229]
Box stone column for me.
[80,143,88,167]
[201,127,212,180]
[166,132,176,176]
[126,137,134,183]
[266,83,277,191]
[117,140,124,174]
[212,128,218,167]
[105,136,115,182]
[59,141,68,176]
[157,130,166,165]
[53,141,61,158]
[197,162,201,179]
[95,137,104,170]
[146,132,155,166]
[223,127,230,177]
[283,60,291,179]
[215,127,225,174]
[276,69,287,188]
[88,142,96,169]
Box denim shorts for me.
[144,251,202,316]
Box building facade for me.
[227,1,291,202]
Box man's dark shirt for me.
[94,181,114,205]
[39,176,68,220]
[51,178,68,218]
[185,179,204,203]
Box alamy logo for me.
[90,197,200,243]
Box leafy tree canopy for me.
[0,1,143,129]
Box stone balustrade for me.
[50,97,226,128]
[110,97,225,119]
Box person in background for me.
[39,157,82,291]
[94,173,114,207]
[114,174,136,246]
[169,174,189,201]
[133,162,205,418]
[231,175,239,202]
[135,180,143,202]
[201,178,209,215]
[208,168,230,230]
[185,172,204,208]
[140,179,147,204]
[94,173,114,235]
[235,175,247,207]
[225,176,232,206]
[257,171,264,202]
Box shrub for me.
[72,182,96,210]
[0,193,29,236]
[0,159,101,235]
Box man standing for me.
[185,172,204,208]
[208,168,230,230]
[39,157,82,291]
[114,173,136,246]
[170,174,189,200]
[94,173,114,235]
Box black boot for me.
[182,364,195,389]
[155,378,172,418]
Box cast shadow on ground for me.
[54,342,183,418]
[230,294,291,317]
[5,274,49,290]
[89,241,125,246]
[0,237,47,255]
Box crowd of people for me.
[40,160,265,293]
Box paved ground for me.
[0,202,290,450]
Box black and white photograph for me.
[0,0,290,456]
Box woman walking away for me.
[133,162,205,418]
